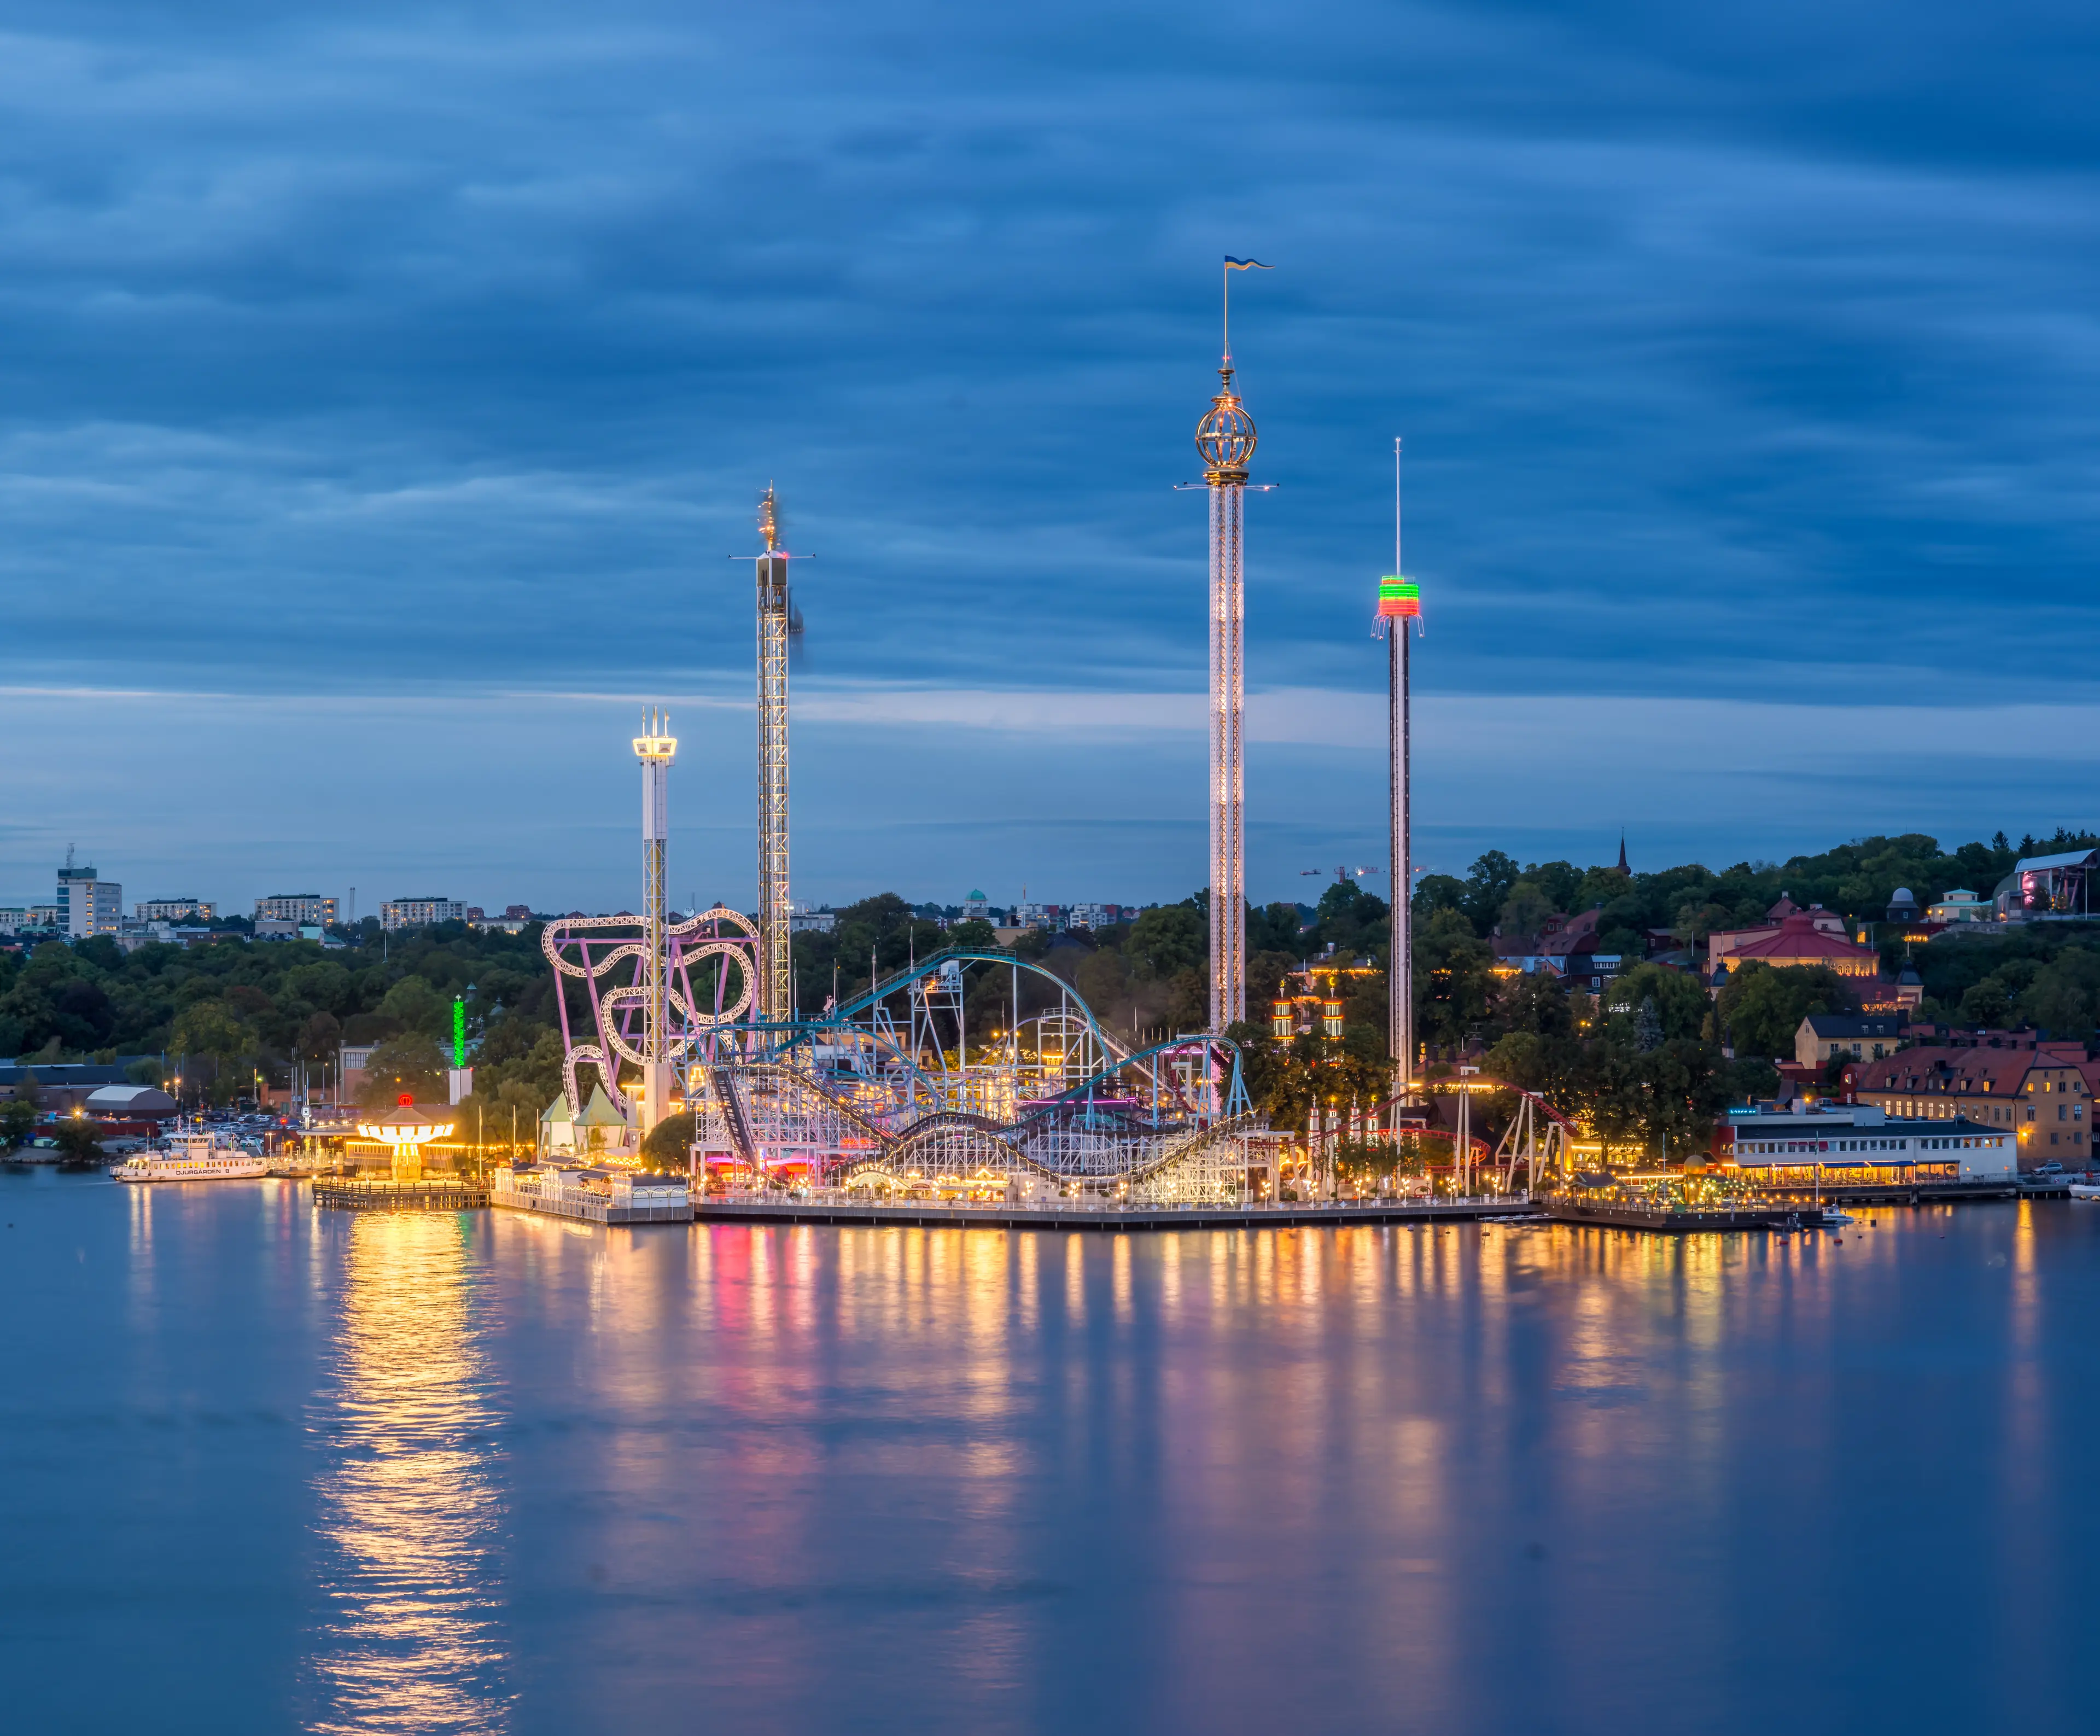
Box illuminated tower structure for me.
[1374,440,1423,1096]
[634,708,677,1132]
[1193,261,1268,1033]
[752,487,796,1030]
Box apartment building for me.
[256,894,338,925]
[381,897,466,930]
[137,898,217,923]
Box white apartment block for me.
[381,897,466,930]
[137,898,217,923]
[255,894,337,925]
[57,866,122,939]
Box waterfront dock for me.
[312,1177,488,1211]
[1752,1178,2023,1206]
[490,1165,692,1224]
[693,1195,1542,1232]
[1546,1197,1823,1233]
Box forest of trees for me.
[8,825,2100,1163]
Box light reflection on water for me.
[306,1213,509,1736]
[13,1170,2100,1736]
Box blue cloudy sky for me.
[4,1,2098,914]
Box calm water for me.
[3,1172,2097,1735]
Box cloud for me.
[2,1,2097,893]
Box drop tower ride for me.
[1375,442,1422,1097]
[1193,259,1269,1033]
[751,487,796,1030]
[633,707,676,1132]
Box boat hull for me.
[114,1159,270,1182]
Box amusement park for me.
[524,278,1581,1217]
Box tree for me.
[1959,977,2015,1029]
[1522,860,1585,915]
[377,976,448,1037]
[1413,874,1467,924]
[1498,881,1555,940]
[49,1119,106,1164]
[170,999,249,1063]
[2021,948,2100,1036]
[1491,970,1576,1041]
[1460,852,1522,936]
[1310,882,1388,959]
[1634,996,1662,1053]
[1716,963,1852,1059]
[1126,904,1205,980]
[355,1034,450,1106]
[640,1111,695,1172]
[1605,962,1711,1042]
[299,1010,343,1063]
[0,1097,34,1152]
[1247,901,1305,955]
[1415,907,1494,1052]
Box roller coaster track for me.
[710,1066,759,1166]
[790,947,1128,1062]
[1124,1111,1261,1184]
[706,1055,1252,1196]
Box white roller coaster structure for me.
[541,912,1262,1203]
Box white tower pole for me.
[1390,439,1413,1100]
[1194,260,1268,1035]
[1209,478,1246,1033]
[635,709,677,1135]
[755,488,793,1034]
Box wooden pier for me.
[1545,1197,1823,1233]
[311,1178,488,1211]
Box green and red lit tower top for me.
[1377,576,1421,623]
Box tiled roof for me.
[1536,908,1601,959]
[1852,1047,2042,1096]
[1728,912,1877,964]
[1803,1013,1902,1038]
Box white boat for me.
[2068,1182,2100,1201]
[114,1124,269,1183]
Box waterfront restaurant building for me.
[1716,1104,2016,1187]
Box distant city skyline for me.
[2,684,2082,917]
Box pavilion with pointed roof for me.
[542,1083,632,1157]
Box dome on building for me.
[1891,887,1915,905]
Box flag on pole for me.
[1224,257,1273,270]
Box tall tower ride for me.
[1194,259,1268,1033]
[752,487,795,1029]
[634,708,677,1132]
[1375,441,1423,1096]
